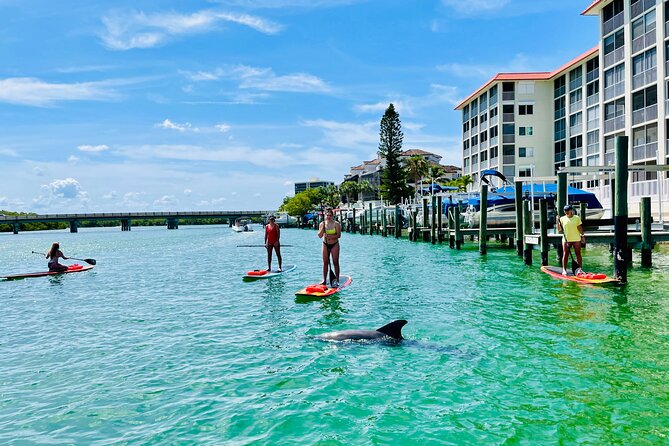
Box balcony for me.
[632,142,658,161]
[570,100,582,112]
[570,148,583,160]
[587,93,600,107]
[490,115,498,126]
[632,68,657,90]
[632,30,656,54]
[587,155,601,166]
[631,0,656,19]
[489,157,499,168]
[604,47,625,69]
[603,12,624,36]
[587,119,600,131]
[554,152,566,163]
[463,148,470,157]
[604,152,615,165]
[471,125,478,134]
[586,69,599,84]
[604,82,625,101]
[490,136,498,146]
[502,113,515,123]
[480,140,489,150]
[480,159,489,169]
[632,104,658,125]
[587,142,600,155]
[463,129,470,139]
[502,134,515,143]
[604,115,625,133]
[490,95,498,106]
[502,91,515,101]
[570,124,583,135]
[502,155,515,164]
[569,79,582,92]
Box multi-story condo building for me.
[294,179,334,194]
[456,0,669,216]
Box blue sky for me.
[0,0,598,212]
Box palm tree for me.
[447,175,474,192]
[358,180,375,206]
[428,165,446,185]
[339,181,360,206]
[404,155,429,199]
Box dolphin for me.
[317,320,407,342]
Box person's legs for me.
[266,246,273,271]
[561,241,569,275]
[321,243,329,285]
[573,242,583,270]
[331,243,340,285]
[274,244,282,271]
[49,263,68,272]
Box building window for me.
[569,112,583,129]
[480,150,488,162]
[587,130,600,155]
[490,126,499,138]
[602,0,624,23]
[480,113,488,124]
[555,119,566,140]
[503,124,515,135]
[554,75,566,98]
[480,130,488,142]
[519,104,534,115]
[463,121,469,133]
[555,96,566,120]
[518,168,532,177]
[632,9,656,41]
[518,82,535,95]
[632,85,657,112]
[489,146,498,159]
[569,66,583,91]
[519,127,534,136]
[463,105,470,122]
[490,107,498,118]
[603,29,624,56]
[519,147,534,157]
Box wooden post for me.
[422,197,429,242]
[579,202,587,223]
[479,184,488,255]
[437,197,443,244]
[382,209,387,237]
[641,197,652,267]
[522,198,532,266]
[613,135,628,283]
[454,205,462,250]
[352,208,356,234]
[395,204,401,239]
[514,180,523,256]
[540,199,549,266]
[448,208,454,248]
[412,209,418,242]
[610,178,616,218]
[431,195,437,245]
[557,172,568,217]
[375,209,380,235]
[369,203,373,235]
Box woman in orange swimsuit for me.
[317,208,341,286]
[264,215,282,272]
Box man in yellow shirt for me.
[557,204,585,276]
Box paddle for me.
[237,244,293,248]
[566,245,581,276]
[31,251,97,265]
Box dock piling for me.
[514,180,523,257]
[641,197,652,267]
[540,199,549,266]
[479,185,488,255]
[613,135,628,284]
[522,198,532,266]
[431,195,437,245]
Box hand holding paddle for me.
[31,251,97,265]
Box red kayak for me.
[2,264,94,281]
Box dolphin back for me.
[376,320,407,340]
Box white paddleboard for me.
[243,264,296,279]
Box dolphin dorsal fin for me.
[376,320,407,339]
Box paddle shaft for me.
[237,244,293,247]
[31,251,96,265]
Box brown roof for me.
[401,149,436,156]
[350,165,364,170]
[454,46,599,110]
[364,159,381,165]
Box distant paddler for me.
[264,215,283,272]
[318,208,341,287]
[45,242,69,272]
[557,205,586,276]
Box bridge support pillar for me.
[69,220,78,233]
[13,223,19,234]
[121,219,131,231]
[229,219,233,227]
[167,218,179,230]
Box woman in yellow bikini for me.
[318,208,341,287]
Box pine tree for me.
[377,103,409,204]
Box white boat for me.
[265,212,298,227]
[232,217,253,232]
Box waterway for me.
[1,225,668,444]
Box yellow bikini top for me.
[324,225,337,235]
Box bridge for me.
[0,210,276,234]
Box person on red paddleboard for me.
[557,205,586,276]
[264,215,283,272]
[46,242,69,272]
[318,208,341,287]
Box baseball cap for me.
[563,205,574,211]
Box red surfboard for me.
[295,275,352,298]
[541,266,620,285]
[2,264,94,281]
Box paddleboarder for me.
[264,215,283,272]
[46,242,69,272]
[318,208,341,287]
[557,205,586,276]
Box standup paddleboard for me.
[541,266,620,285]
[295,275,352,298]
[243,264,296,280]
[1,264,94,281]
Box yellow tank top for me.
[560,215,582,242]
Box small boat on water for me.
[232,217,253,233]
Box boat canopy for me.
[463,184,603,210]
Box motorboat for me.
[232,217,253,232]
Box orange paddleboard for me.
[295,275,352,297]
[541,266,620,285]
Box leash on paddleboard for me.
[31,251,97,265]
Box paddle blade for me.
[83,258,97,265]
[571,259,580,275]
[328,266,336,287]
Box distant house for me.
[400,149,442,165]
[294,178,334,195]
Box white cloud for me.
[253,192,261,197]
[102,190,119,200]
[33,177,89,208]
[441,0,509,14]
[183,188,192,196]
[302,119,378,149]
[283,180,294,186]
[68,155,80,164]
[0,148,18,157]
[186,65,331,93]
[100,9,282,50]
[0,77,119,107]
[154,195,178,207]
[33,166,45,176]
[437,53,532,79]
[156,118,199,132]
[215,123,231,132]
[354,85,460,117]
[78,144,111,152]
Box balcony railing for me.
[587,119,600,131]
[480,140,489,150]
[604,82,625,101]
[603,12,624,36]
[632,104,658,125]
[471,125,478,134]
[490,96,498,106]
[666,99,669,117]
[554,152,566,162]
[666,20,669,41]
[490,115,498,126]
[490,136,498,146]
[569,79,583,92]
[480,159,488,169]
[632,142,658,161]
[570,100,583,112]
[587,93,599,107]
[586,69,599,84]
[502,135,515,143]
[631,30,656,55]
[570,124,583,135]
[604,115,625,133]
[503,155,515,164]
[587,154,601,166]
[570,148,583,160]
[587,142,600,155]
[502,91,515,101]
[489,157,499,167]
[502,113,515,122]
[463,148,470,157]
[632,68,657,90]
[631,0,656,20]
[463,129,470,139]
[604,152,615,165]
[604,47,625,68]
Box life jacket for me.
[68,264,83,271]
[306,284,328,293]
[247,270,268,276]
[577,272,606,280]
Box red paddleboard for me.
[295,275,352,298]
[541,266,620,285]
[2,264,94,281]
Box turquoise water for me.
[1,225,669,444]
